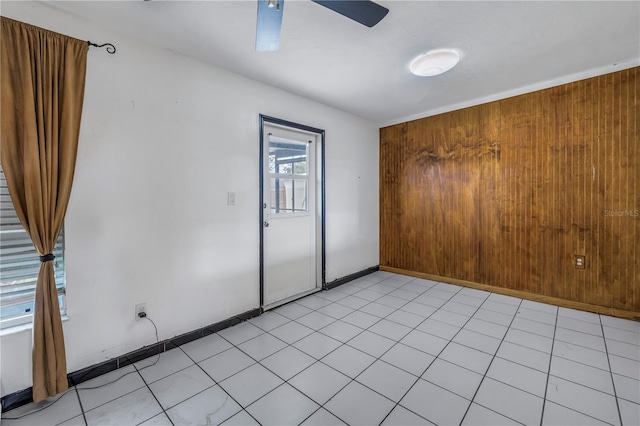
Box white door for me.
[262,122,322,309]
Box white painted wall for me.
[0,3,379,396]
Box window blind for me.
[0,167,65,327]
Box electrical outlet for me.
[135,303,147,321]
[574,255,586,269]
[227,191,236,205]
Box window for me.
[268,139,309,214]
[0,166,66,330]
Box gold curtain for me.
[0,17,87,402]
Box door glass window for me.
[268,139,309,213]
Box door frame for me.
[259,114,325,308]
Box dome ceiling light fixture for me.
[409,49,461,77]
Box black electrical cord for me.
[3,316,161,420]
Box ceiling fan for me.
[256,0,389,51]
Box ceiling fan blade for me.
[256,0,285,51]
[310,0,388,27]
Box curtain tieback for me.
[39,253,55,263]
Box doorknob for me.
[264,221,270,227]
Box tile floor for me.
[3,271,640,425]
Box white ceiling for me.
[43,1,640,125]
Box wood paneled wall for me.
[380,67,639,314]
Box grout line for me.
[73,387,88,426]
[538,308,559,426]
[600,314,625,426]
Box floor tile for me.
[464,317,508,339]
[198,347,255,382]
[400,329,450,356]
[322,344,376,378]
[389,288,421,301]
[315,289,349,303]
[367,284,397,295]
[473,308,514,326]
[76,365,145,411]
[400,379,470,426]
[386,309,425,328]
[335,284,365,295]
[416,318,460,340]
[474,377,543,425]
[557,316,604,337]
[381,406,432,425]
[148,364,215,409]
[413,293,448,309]
[606,338,640,362]
[486,293,522,306]
[85,387,162,426]
[260,345,315,380]
[478,300,519,316]
[452,329,501,355]
[496,341,551,372]
[301,408,347,425]
[553,341,610,371]
[347,330,396,357]
[289,361,351,404]
[316,302,354,319]
[296,311,337,330]
[273,302,313,319]
[341,310,381,328]
[515,307,557,326]
[219,363,283,407]
[558,307,601,324]
[359,302,396,318]
[237,332,287,361]
[325,381,395,426]
[613,373,640,404]
[246,383,319,426]
[509,316,555,338]
[293,332,342,359]
[442,300,478,316]
[268,320,314,344]
[376,294,409,309]
[542,401,608,426]
[609,354,640,380]
[439,342,493,374]
[353,289,385,302]
[179,333,233,362]
[430,309,470,327]
[376,342,434,377]
[487,357,548,397]
[422,358,483,400]
[618,398,640,426]
[550,356,615,395]
[401,301,438,317]
[136,348,195,384]
[519,300,558,315]
[369,318,412,340]
[357,360,417,402]
[452,292,488,306]
[555,327,607,352]
[3,389,83,426]
[504,328,553,353]
[138,412,173,425]
[601,316,640,334]
[165,385,242,425]
[603,326,640,346]
[217,321,264,345]
[248,311,290,331]
[296,295,333,310]
[220,410,259,425]
[461,402,521,425]
[319,320,364,343]
[56,414,88,426]
[335,295,371,310]
[546,376,620,425]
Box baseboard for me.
[1,307,261,413]
[323,265,379,290]
[380,266,640,321]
